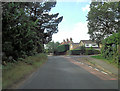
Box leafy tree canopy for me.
[87,2,120,45]
[2,1,63,62]
[45,41,60,53]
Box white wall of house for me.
[85,43,98,48]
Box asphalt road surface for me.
[19,56,118,89]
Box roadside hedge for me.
[69,49,82,55]
[56,44,69,52]
[54,44,69,55]
[85,49,100,55]
[69,48,100,55]
[101,33,119,64]
[54,44,100,55]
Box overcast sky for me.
[50,1,91,43]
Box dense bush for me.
[94,50,101,54]
[69,46,86,55]
[80,46,86,54]
[85,48,100,55]
[53,44,69,55]
[85,49,94,55]
[2,2,63,63]
[69,47,100,55]
[101,33,119,64]
[45,41,60,53]
[54,44,100,55]
[56,44,69,53]
[69,49,82,55]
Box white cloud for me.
[52,22,90,43]
[82,4,90,12]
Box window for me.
[92,44,96,46]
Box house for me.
[70,43,80,50]
[79,40,100,50]
[60,38,100,50]
[99,43,102,49]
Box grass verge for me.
[91,55,119,68]
[2,53,47,89]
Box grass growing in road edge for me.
[2,53,47,89]
[91,55,119,68]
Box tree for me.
[45,41,60,53]
[87,2,120,45]
[2,2,37,60]
[24,1,63,52]
[101,33,119,63]
[26,2,63,43]
[2,1,63,62]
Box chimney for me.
[63,39,65,43]
[70,37,72,41]
[66,38,69,42]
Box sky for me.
[50,1,91,43]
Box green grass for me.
[91,55,105,59]
[2,53,47,89]
[91,55,119,68]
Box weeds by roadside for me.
[2,53,47,89]
[91,55,119,68]
[83,57,118,78]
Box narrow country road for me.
[19,56,118,89]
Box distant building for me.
[79,40,100,50]
[70,43,80,50]
[60,39,66,45]
[60,39,100,50]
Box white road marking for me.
[101,71,108,75]
[94,68,99,71]
[88,66,93,68]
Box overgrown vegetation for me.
[2,53,47,89]
[85,48,100,55]
[2,1,62,89]
[45,41,60,54]
[54,44,100,55]
[87,2,120,65]
[2,1,63,63]
[80,46,86,54]
[101,33,119,64]
[87,2,120,45]
[68,47,100,55]
[91,55,119,68]
[69,49,82,55]
[54,44,69,55]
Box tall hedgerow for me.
[101,33,119,64]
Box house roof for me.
[80,40,96,44]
